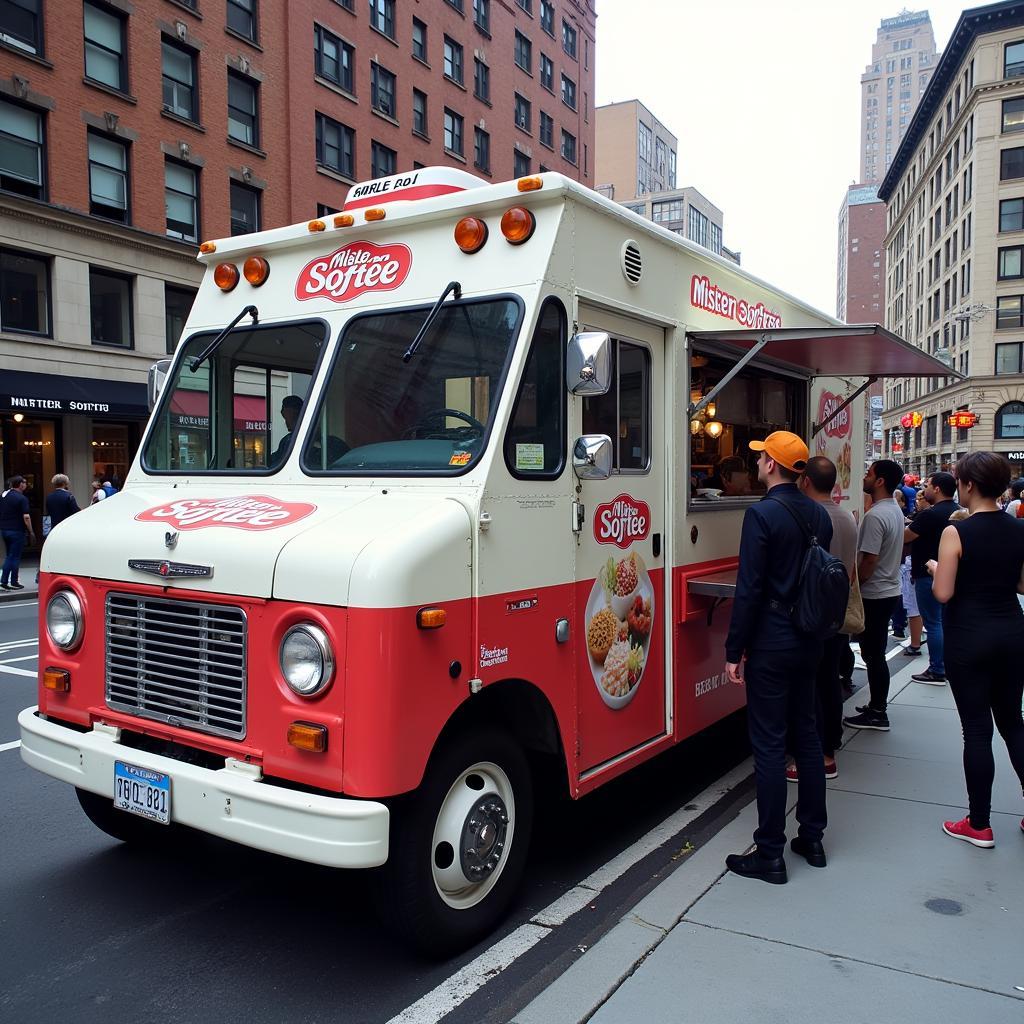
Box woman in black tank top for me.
[928,452,1024,849]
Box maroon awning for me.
[688,325,960,379]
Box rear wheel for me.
[376,730,533,956]
[75,787,178,846]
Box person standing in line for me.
[101,478,117,497]
[1,475,35,591]
[927,452,1024,847]
[788,456,857,782]
[899,473,918,514]
[904,472,957,683]
[889,489,908,640]
[724,431,832,884]
[1003,478,1024,517]
[45,475,80,533]
[90,477,106,505]
[843,460,906,733]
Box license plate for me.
[114,761,171,824]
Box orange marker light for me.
[500,207,536,245]
[243,256,270,286]
[199,241,217,254]
[417,607,447,630]
[43,668,71,692]
[364,208,387,222]
[517,176,543,192]
[288,722,328,753]
[333,213,355,228]
[213,263,240,291]
[308,219,326,232]
[454,216,488,254]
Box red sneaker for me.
[942,816,995,848]
[786,763,798,783]
[824,758,838,780]
[786,759,837,783]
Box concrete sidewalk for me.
[0,556,39,603]
[515,654,1024,1023]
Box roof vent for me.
[621,240,642,285]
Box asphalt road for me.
[1,598,753,1024]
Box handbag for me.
[842,569,865,636]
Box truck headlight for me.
[280,624,334,697]
[46,591,84,651]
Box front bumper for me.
[18,706,389,869]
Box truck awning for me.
[687,325,961,380]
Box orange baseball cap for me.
[749,431,809,472]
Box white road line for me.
[384,758,753,1024]
[0,601,38,610]
[0,639,37,650]
[0,740,20,752]
[0,655,38,664]
[0,665,35,678]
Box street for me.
[0,596,752,1024]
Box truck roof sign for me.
[343,166,488,211]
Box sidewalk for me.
[0,556,40,603]
[514,652,1024,1023]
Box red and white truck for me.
[19,167,950,952]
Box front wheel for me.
[376,730,534,956]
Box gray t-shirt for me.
[858,497,905,599]
[821,500,858,576]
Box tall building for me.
[0,0,596,538]
[860,10,940,185]
[594,99,677,201]
[836,184,886,321]
[878,0,1024,480]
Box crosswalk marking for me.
[0,665,35,678]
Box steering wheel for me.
[408,407,485,439]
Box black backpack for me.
[768,497,851,638]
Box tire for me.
[75,787,178,847]
[375,729,534,957]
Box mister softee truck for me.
[20,167,953,953]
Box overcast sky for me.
[594,1,970,317]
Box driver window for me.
[582,338,651,472]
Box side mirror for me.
[566,331,612,395]
[147,359,172,411]
[573,434,613,480]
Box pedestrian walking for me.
[843,460,906,732]
[904,472,957,682]
[90,477,106,505]
[45,475,80,533]
[1,475,35,591]
[725,431,832,883]
[927,452,1024,847]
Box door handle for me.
[652,532,661,559]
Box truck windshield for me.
[302,296,522,474]
[142,320,328,473]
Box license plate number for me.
[114,761,171,824]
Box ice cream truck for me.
[19,167,953,953]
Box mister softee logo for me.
[136,496,317,531]
[818,391,852,439]
[593,494,651,548]
[295,240,412,304]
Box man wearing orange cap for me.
[724,431,832,884]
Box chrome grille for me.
[105,593,247,740]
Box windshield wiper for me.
[188,304,259,372]
[402,281,461,363]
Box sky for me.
[594,1,970,317]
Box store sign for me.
[900,411,923,429]
[1005,451,1024,461]
[690,275,783,329]
[6,395,111,413]
[947,411,978,429]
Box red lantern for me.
[948,411,978,429]
[900,413,914,429]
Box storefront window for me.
[91,422,135,489]
[1,417,58,547]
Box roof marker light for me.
[454,216,488,254]
[213,263,240,291]
[333,213,355,228]
[199,241,217,254]
[364,208,386,222]
[243,256,270,286]
[307,219,326,232]
[500,207,536,245]
[517,176,543,192]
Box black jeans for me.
[859,596,898,713]
[946,627,1024,831]
[745,644,827,859]
[815,634,845,757]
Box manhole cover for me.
[924,897,963,916]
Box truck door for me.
[575,312,667,773]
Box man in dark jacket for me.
[724,431,833,884]
[1,475,35,590]
[45,474,80,532]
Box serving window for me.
[689,351,805,506]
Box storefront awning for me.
[0,368,149,419]
[687,325,961,380]
[169,389,268,431]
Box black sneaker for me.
[902,646,922,657]
[891,630,906,639]
[911,669,946,685]
[8,582,25,591]
[844,708,890,731]
[0,584,10,591]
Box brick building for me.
[0,0,596,538]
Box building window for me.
[474,0,489,33]
[1003,97,1024,134]
[1,0,44,55]
[162,40,198,121]
[443,108,463,156]
[515,0,532,13]
[514,93,531,133]
[941,413,952,445]
[227,0,257,42]
[89,268,132,348]
[1005,40,1024,78]
[412,17,427,61]
[1001,147,1024,180]
[561,73,576,110]
[446,0,464,11]
[710,222,722,255]
[514,149,530,176]
[925,415,937,446]
[371,140,396,178]
[995,400,1024,437]
[412,88,428,137]
[228,72,259,147]
[474,57,489,102]
[0,247,49,335]
[315,111,355,178]
[997,294,1024,329]
[444,36,463,84]
[473,126,490,172]
[560,129,576,164]
[999,245,1024,280]
[514,30,531,72]
[689,205,710,248]
[314,25,354,93]
[562,19,576,59]
[1001,198,1024,232]
[652,199,681,222]
[84,2,127,92]
[229,181,260,235]
[371,63,396,118]
[539,110,553,148]
[370,0,394,39]
[540,0,554,35]
[88,132,129,222]
[165,285,196,354]
[0,99,44,199]
[996,342,1024,374]
[539,53,553,91]
[165,160,199,241]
